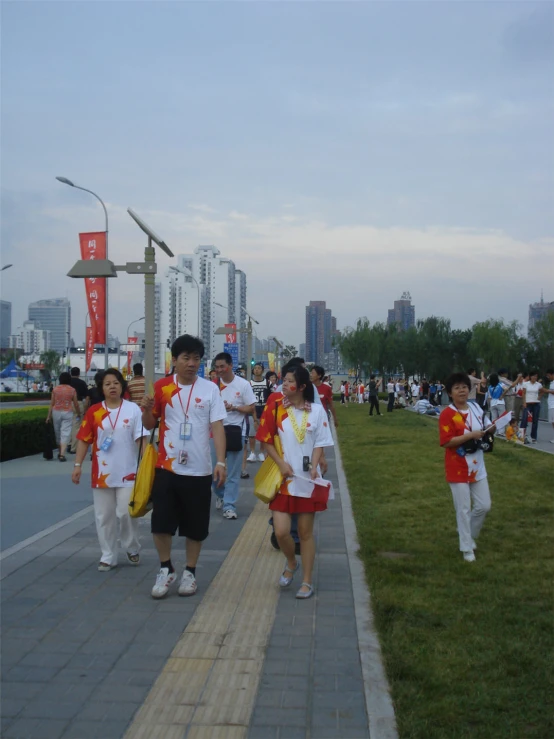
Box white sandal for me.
[295,582,314,599]
[278,560,299,588]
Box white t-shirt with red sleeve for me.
[152,375,227,476]
[77,399,147,489]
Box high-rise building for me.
[9,320,50,354]
[0,300,11,349]
[155,245,247,370]
[387,292,415,331]
[528,293,554,333]
[28,298,71,355]
[305,300,337,365]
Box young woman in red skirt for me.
[256,365,333,599]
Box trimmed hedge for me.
[0,392,50,403]
[0,407,55,462]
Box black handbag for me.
[224,424,243,453]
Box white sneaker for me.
[223,509,238,520]
[247,452,256,462]
[151,567,177,599]
[257,453,265,462]
[178,570,197,597]
[463,551,476,563]
[215,496,223,510]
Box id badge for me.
[178,450,188,465]
[180,422,192,441]
[100,435,114,452]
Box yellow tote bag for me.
[129,430,157,518]
[254,436,283,504]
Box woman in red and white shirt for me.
[439,372,494,563]
[72,369,148,571]
[257,366,333,599]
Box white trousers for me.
[358,394,364,404]
[449,478,491,553]
[93,486,140,566]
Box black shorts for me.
[255,405,264,420]
[150,469,212,541]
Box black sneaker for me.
[240,471,250,479]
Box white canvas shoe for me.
[151,567,177,599]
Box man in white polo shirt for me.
[213,352,256,519]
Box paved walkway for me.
[0,440,397,738]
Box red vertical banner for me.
[79,232,107,345]
[85,326,94,372]
[225,323,237,343]
[127,336,138,372]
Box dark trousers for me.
[387,393,394,412]
[368,396,380,415]
[520,403,541,440]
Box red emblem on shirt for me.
[195,398,202,404]
[236,392,240,396]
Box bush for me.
[0,392,50,403]
[0,407,55,462]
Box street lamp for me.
[169,266,201,337]
[67,209,173,387]
[214,306,259,381]
[126,316,145,373]
[56,176,110,369]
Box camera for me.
[462,438,482,454]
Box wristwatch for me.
[216,461,226,468]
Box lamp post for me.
[126,316,145,373]
[168,266,201,337]
[56,176,110,369]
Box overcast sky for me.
[1,0,553,349]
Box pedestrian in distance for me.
[248,362,267,462]
[212,351,257,519]
[340,382,346,405]
[544,368,554,443]
[439,373,494,563]
[387,378,395,412]
[310,365,339,427]
[264,370,278,402]
[519,370,544,444]
[72,368,147,571]
[486,373,507,431]
[367,375,382,416]
[68,367,88,454]
[257,365,334,599]
[141,335,227,598]
[46,372,81,462]
[127,362,146,405]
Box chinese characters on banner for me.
[79,232,107,345]
[127,336,138,372]
[85,326,95,372]
[224,323,237,343]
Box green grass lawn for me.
[337,403,553,739]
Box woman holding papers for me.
[439,372,495,564]
[257,366,334,599]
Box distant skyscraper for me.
[387,292,415,331]
[0,300,11,349]
[305,300,337,365]
[528,293,553,334]
[234,270,247,364]
[9,320,50,354]
[28,298,71,354]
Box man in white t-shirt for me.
[545,368,554,443]
[213,351,256,519]
[142,335,227,599]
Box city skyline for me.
[1,2,552,348]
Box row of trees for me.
[336,313,554,382]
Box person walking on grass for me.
[439,373,494,563]
[72,368,147,571]
[367,375,382,416]
[141,335,227,598]
[257,365,333,599]
[387,378,395,412]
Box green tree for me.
[528,312,554,371]
[40,350,62,380]
[469,319,524,374]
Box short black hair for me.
[283,365,315,402]
[214,352,233,365]
[59,372,72,385]
[489,373,499,387]
[498,368,507,376]
[467,368,475,375]
[102,368,128,397]
[370,374,375,380]
[133,363,143,375]
[547,368,554,375]
[445,372,471,395]
[70,367,80,377]
[171,334,205,360]
[94,371,105,389]
[311,365,325,379]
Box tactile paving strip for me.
[124,501,283,739]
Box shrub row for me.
[0,392,51,403]
[0,408,55,462]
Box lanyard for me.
[103,401,123,432]
[175,376,196,420]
